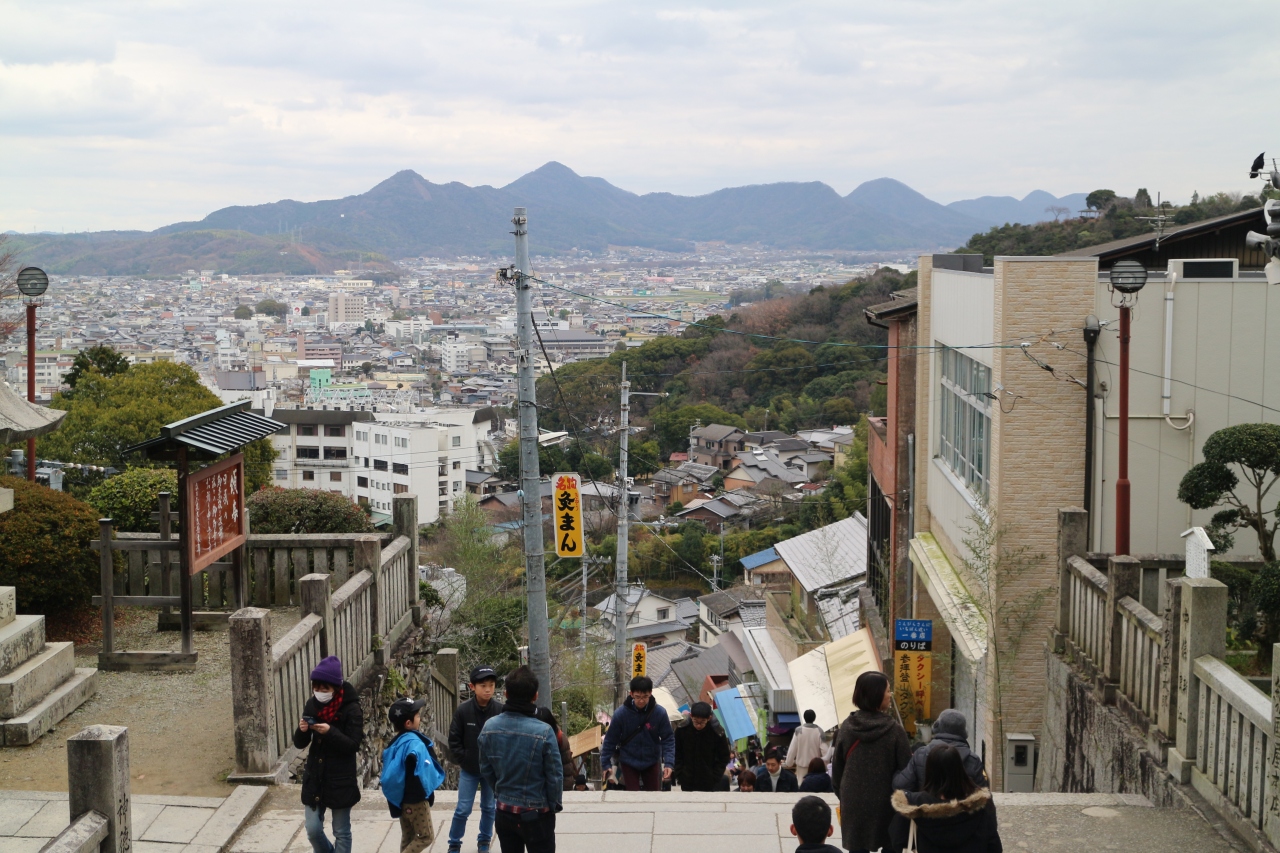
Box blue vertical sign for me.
[894,619,933,652]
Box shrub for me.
[0,476,102,613]
[246,488,375,534]
[87,468,178,532]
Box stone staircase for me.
[0,586,98,746]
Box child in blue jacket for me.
[382,698,446,853]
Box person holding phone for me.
[296,656,364,853]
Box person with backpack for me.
[831,671,910,853]
[600,676,675,791]
[295,656,365,853]
[381,698,447,853]
[673,702,731,792]
[890,744,1002,853]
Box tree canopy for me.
[246,488,375,534]
[0,475,101,613]
[63,345,131,392]
[1178,423,1280,561]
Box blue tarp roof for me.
[714,686,758,741]
[740,546,779,570]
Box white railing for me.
[1067,555,1108,669]
[1193,655,1272,832]
[1117,597,1163,721]
[271,613,325,758]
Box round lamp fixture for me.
[1108,259,1148,294]
[16,267,49,298]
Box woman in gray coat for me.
[831,671,911,853]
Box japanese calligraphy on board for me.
[631,642,647,678]
[553,472,584,558]
[894,619,932,736]
[185,453,246,574]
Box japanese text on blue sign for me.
[894,618,933,652]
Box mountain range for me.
[7,163,1085,275]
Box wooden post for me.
[99,519,115,656]
[1056,508,1088,651]
[229,607,277,777]
[1103,554,1141,699]
[67,725,131,853]
[177,447,194,656]
[1169,577,1227,782]
[299,574,333,659]
[158,492,173,620]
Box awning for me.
[909,533,988,664]
[651,687,684,724]
[788,645,839,732]
[126,400,285,461]
[0,379,65,444]
[776,713,801,725]
[824,627,881,723]
[713,686,758,742]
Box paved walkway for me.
[0,786,265,853]
[234,789,1249,853]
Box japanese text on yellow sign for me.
[553,472,584,557]
[631,642,647,678]
[894,650,932,736]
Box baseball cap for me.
[469,665,497,684]
[388,697,427,729]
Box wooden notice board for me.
[185,453,246,575]
[567,724,602,758]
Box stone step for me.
[0,586,14,630]
[1,667,98,746]
[0,642,76,718]
[0,615,46,677]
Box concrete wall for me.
[932,270,995,366]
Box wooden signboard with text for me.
[894,619,932,737]
[185,453,246,574]
[553,472,585,558]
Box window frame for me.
[936,345,992,498]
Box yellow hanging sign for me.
[894,650,932,736]
[631,642,647,678]
[553,472,584,558]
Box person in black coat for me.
[674,702,732,791]
[754,748,800,792]
[295,656,364,853]
[889,744,1001,853]
[798,757,833,793]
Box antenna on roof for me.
[1135,192,1176,250]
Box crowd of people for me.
[291,656,1001,853]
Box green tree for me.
[498,441,568,481]
[246,488,375,534]
[1086,189,1117,211]
[1177,423,1280,561]
[63,345,130,392]
[255,299,287,317]
[301,306,311,316]
[1134,188,1153,209]
[650,404,746,458]
[233,305,253,320]
[88,468,178,532]
[0,475,101,613]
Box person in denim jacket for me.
[477,666,563,853]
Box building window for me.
[274,469,287,480]
[937,345,991,497]
[298,425,316,436]
[325,425,345,437]
[375,433,388,445]
[439,500,449,512]
[452,461,461,470]
[439,485,448,496]
[355,430,367,441]
[394,483,408,494]
[323,447,347,460]
[395,436,408,448]
[374,459,388,471]
[296,447,320,459]
[329,472,343,482]
[452,481,461,492]
[657,608,670,621]
[452,435,461,447]
[393,462,409,475]
[357,476,369,488]
[302,470,315,481]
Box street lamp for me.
[16,267,49,482]
[1108,259,1147,556]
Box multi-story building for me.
[328,293,368,326]
[296,333,343,362]
[266,408,372,496]
[6,351,75,400]
[688,423,745,469]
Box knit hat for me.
[310,656,343,687]
[933,709,968,739]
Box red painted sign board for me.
[186,453,246,574]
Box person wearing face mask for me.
[296,656,365,853]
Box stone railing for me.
[228,494,426,782]
[1053,507,1279,851]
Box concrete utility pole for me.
[614,361,630,703]
[510,207,552,706]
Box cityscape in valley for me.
[2,6,1280,853]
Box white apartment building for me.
[328,293,368,326]
[6,352,76,400]
[440,339,487,374]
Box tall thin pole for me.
[26,302,37,481]
[1116,304,1132,556]
[580,554,589,656]
[512,207,552,706]
[614,361,630,703]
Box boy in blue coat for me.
[382,698,447,853]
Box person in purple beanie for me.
[295,656,364,853]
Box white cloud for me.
[0,0,1276,231]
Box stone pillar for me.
[1158,580,1183,740]
[1056,508,1088,648]
[1169,577,1227,782]
[1267,645,1280,844]
[67,725,130,853]
[299,574,333,659]
[436,648,459,694]
[1103,555,1141,697]
[229,607,277,776]
[393,494,421,614]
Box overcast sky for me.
[1,1,1276,232]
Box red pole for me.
[26,302,36,482]
[1115,303,1131,556]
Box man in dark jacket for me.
[600,676,675,791]
[754,748,800,792]
[295,656,364,853]
[447,666,504,853]
[673,702,731,791]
